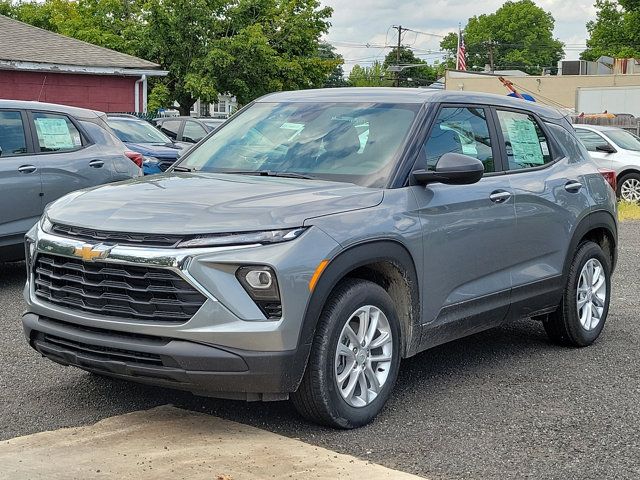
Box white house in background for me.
[191,94,238,118]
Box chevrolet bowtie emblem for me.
[73,244,111,262]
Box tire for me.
[616,172,640,202]
[291,279,401,428]
[544,241,611,347]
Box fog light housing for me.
[236,266,282,319]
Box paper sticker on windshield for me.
[505,118,544,166]
[34,118,76,150]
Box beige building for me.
[444,70,640,114]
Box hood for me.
[47,173,383,235]
[124,142,181,159]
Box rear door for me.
[493,109,592,317]
[0,109,43,243]
[27,111,113,205]
[411,104,516,339]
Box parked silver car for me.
[0,100,141,260]
[574,124,640,201]
[22,89,617,428]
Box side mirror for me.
[412,153,485,186]
[595,143,616,154]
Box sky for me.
[322,0,597,73]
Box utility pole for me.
[392,25,408,87]
[487,39,495,73]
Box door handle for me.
[18,165,37,174]
[565,181,583,192]
[89,159,104,168]
[489,190,512,203]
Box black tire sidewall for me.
[318,280,401,428]
[562,241,611,346]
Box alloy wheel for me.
[576,258,607,331]
[620,178,640,202]
[334,305,393,408]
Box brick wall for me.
[0,70,139,112]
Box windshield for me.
[606,129,640,152]
[178,102,420,187]
[108,118,172,144]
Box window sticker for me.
[505,118,544,165]
[35,118,76,150]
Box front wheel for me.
[544,241,611,347]
[617,172,640,202]
[291,279,401,428]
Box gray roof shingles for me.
[0,14,159,69]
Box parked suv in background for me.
[22,89,617,428]
[106,114,187,174]
[154,116,225,143]
[575,124,640,201]
[0,100,140,260]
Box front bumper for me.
[23,313,298,400]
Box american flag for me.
[457,30,467,71]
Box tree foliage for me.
[440,0,564,75]
[347,61,393,87]
[382,47,436,87]
[0,0,339,113]
[582,0,640,60]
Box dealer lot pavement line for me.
[0,405,426,480]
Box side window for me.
[496,110,552,170]
[0,111,27,156]
[575,129,607,152]
[183,121,208,143]
[421,106,495,172]
[159,120,181,140]
[32,112,82,152]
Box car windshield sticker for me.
[34,118,75,150]
[505,118,544,165]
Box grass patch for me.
[618,201,640,221]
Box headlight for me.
[40,214,53,233]
[176,227,306,248]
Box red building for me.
[0,15,167,113]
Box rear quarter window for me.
[547,123,591,164]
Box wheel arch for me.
[299,240,421,362]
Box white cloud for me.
[322,0,596,72]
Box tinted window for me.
[575,129,607,152]
[182,121,208,142]
[497,110,552,170]
[606,129,640,151]
[0,111,27,156]
[108,118,171,144]
[32,112,82,152]
[421,106,495,172]
[180,102,420,187]
[159,120,181,140]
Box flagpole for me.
[456,23,461,70]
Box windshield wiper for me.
[223,170,316,180]
[171,165,195,172]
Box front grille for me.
[51,223,183,247]
[34,254,207,323]
[42,333,163,366]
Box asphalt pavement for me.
[1,222,639,480]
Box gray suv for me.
[22,89,617,428]
[0,100,141,260]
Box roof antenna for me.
[37,74,47,102]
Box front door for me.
[0,110,43,246]
[411,105,516,348]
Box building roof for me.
[0,14,160,71]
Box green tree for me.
[440,0,564,75]
[582,0,640,60]
[383,46,436,87]
[318,41,348,87]
[347,61,393,87]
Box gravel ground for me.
[1,222,639,480]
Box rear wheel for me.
[544,241,611,347]
[617,172,640,202]
[291,279,401,428]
